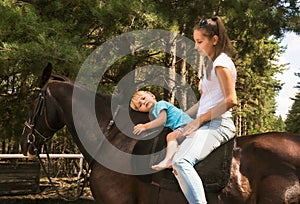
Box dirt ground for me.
[0,177,95,204]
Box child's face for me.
[133,92,157,112]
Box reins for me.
[25,84,89,202]
[36,144,88,202]
[106,104,120,131]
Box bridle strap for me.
[40,88,59,132]
[24,121,51,143]
[106,104,120,131]
[25,86,59,145]
[43,104,58,132]
[25,85,86,201]
[37,145,86,201]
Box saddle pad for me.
[132,129,235,192]
[195,138,235,192]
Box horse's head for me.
[20,63,65,157]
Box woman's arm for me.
[183,66,237,136]
[185,102,199,119]
[133,110,167,135]
[200,66,237,123]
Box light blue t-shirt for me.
[151,100,193,130]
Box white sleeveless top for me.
[196,53,236,118]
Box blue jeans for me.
[172,116,236,204]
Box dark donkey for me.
[20,63,300,204]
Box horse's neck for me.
[48,81,112,163]
[49,81,112,119]
[48,81,153,165]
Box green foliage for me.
[234,37,287,134]
[285,73,300,133]
[0,0,299,152]
[0,0,91,149]
[285,92,300,133]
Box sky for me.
[275,32,300,119]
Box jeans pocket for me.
[219,118,236,140]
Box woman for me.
[172,16,237,204]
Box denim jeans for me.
[172,116,236,204]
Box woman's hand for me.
[133,124,147,135]
[182,118,202,136]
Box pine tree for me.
[285,73,300,133]
[0,0,299,152]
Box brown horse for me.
[20,63,300,204]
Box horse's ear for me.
[39,62,53,88]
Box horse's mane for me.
[49,74,112,104]
[50,73,72,82]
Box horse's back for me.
[236,132,300,203]
[238,132,300,167]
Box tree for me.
[217,0,298,134]
[285,73,300,133]
[0,0,93,152]
[0,0,299,153]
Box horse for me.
[20,63,300,204]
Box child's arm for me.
[133,110,167,135]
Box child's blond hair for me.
[130,90,153,111]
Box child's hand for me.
[133,124,146,135]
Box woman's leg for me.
[172,118,235,204]
[172,129,221,203]
[152,130,180,170]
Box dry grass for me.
[0,177,94,203]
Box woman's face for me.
[193,29,217,60]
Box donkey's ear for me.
[39,62,53,88]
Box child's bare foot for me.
[151,160,172,171]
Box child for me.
[130,90,193,170]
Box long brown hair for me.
[194,16,234,61]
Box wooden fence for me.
[0,154,83,195]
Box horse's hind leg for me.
[257,174,300,204]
